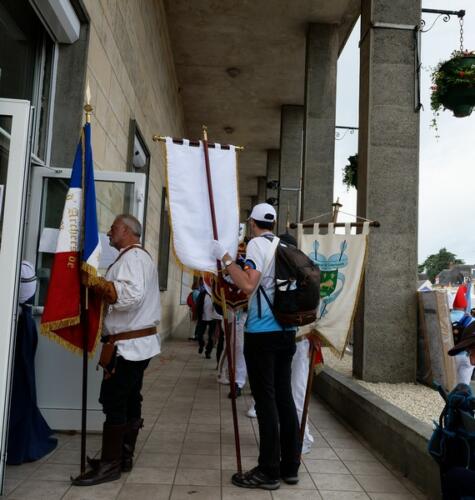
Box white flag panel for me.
[165,138,240,273]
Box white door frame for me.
[0,99,32,492]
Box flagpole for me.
[79,96,93,474]
[201,126,242,474]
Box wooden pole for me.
[80,288,88,474]
[290,221,380,229]
[152,135,244,151]
[201,126,242,474]
[332,198,342,223]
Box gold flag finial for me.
[202,125,208,141]
[84,81,93,123]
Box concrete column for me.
[353,0,421,382]
[266,149,280,204]
[301,24,339,221]
[257,177,267,203]
[278,105,303,234]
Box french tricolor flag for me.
[41,122,102,354]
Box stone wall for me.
[82,0,188,338]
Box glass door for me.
[23,167,146,432]
[0,99,31,493]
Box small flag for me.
[308,334,324,375]
[465,281,472,314]
[453,284,468,311]
[40,123,102,354]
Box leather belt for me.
[103,326,157,343]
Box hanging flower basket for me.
[431,51,475,118]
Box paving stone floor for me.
[4,340,428,499]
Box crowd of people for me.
[71,205,475,496]
[69,204,312,490]
[11,203,475,498]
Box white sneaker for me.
[217,375,230,385]
[246,406,257,418]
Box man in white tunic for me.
[73,214,161,487]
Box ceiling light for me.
[226,67,240,78]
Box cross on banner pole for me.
[201,126,242,474]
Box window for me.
[158,188,170,291]
[27,167,146,306]
[127,120,150,240]
[0,0,55,163]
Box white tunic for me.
[104,246,161,361]
[202,293,222,321]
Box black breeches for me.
[99,356,150,425]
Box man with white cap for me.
[212,203,300,491]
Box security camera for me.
[133,136,147,168]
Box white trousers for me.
[235,311,247,388]
[218,311,247,389]
[291,338,314,448]
[455,352,475,386]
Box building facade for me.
[0,0,422,488]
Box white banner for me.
[165,138,239,273]
[298,222,369,356]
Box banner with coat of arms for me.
[298,222,369,356]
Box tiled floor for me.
[4,340,428,499]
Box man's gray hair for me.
[117,214,142,237]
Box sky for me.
[333,0,475,265]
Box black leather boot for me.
[121,418,143,472]
[72,423,125,486]
[87,418,143,472]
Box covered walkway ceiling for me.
[164,1,360,209]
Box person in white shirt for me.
[73,214,161,487]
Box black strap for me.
[259,285,273,312]
[257,288,262,318]
[256,285,277,319]
[257,285,288,331]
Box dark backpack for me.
[259,235,320,326]
[428,383,475,471]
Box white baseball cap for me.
[248,203,277,223]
